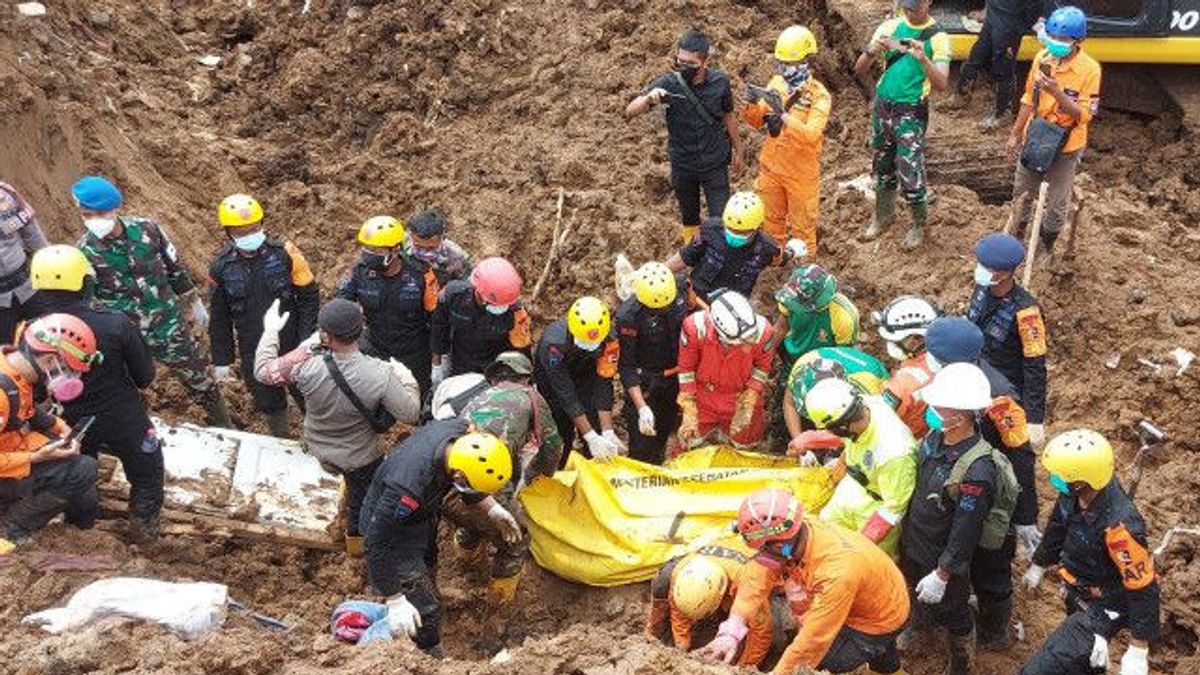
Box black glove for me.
[765,113,784,137]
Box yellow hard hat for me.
[803,377,863,429]
[218,194,264,228]
[723,192,765,232]
[357,215,407,248]
[633,262,677,309]
[567,296,611,343]
[447,432,513,494]
[1042,429,1115,491]
[671,556,729,620]
[775,25,819,62]
[30,245,94,292]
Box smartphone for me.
[64,415,96,444]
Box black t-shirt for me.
[644,69,734,173]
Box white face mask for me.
[974,263,997,288]
[84,217,117,239]
[485,303,510,315]
[885,341,910,362]
[574,338,603,352]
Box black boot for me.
[977,597,1014,651]
[264,409,291,438]
[201,388,234,429]
[946,628,976,675]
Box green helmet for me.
[789,356,846,411]
[775,264,837,312]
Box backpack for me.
[944,438,1020,550]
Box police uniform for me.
[1021,480,1160,674]
[968,234,1048,424]
[678,218,780,300]
[336,254,437,397]
[533,318,618,457]
[615,287,688,464]
[209,237,319,416]
[359,418,482,653]
[430,279,531,376]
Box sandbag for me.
[519,446,834,587]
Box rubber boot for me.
[264,409,290,438]
[904,201,927,250]
[946,629,976,675]
[202,388,234,429]
[455,527,490,569]
[977,597,1015,652]
[128,513,160,546]
[862,187,897,241]
[977,110,1012,132]
[644,597,671,639]
[487,573,520,605]
[681,225,698,244]
[344,534,364,557]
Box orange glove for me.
[677,393,699,446]
[729,390,759,438]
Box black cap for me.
[408,209,446,237]
[318,299,363,341]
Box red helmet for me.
[23,313,100,372]
[471,257,522,307]
[735,488,804,550]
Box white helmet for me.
[875,295,941,342]
[709,290,759,343]
[920,362,992,410]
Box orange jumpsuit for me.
[0,355,62,479]
[882,352,936,438]
[742,75,832,256]
[731,518,910,675]
[647,544,774,667]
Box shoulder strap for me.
[671,71,721,128]
[322,353,393,433]
[447,380,491,416]
[947,439,993,490]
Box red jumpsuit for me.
[677,311,775,446]
[882,352,936,438]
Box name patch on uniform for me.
[1016,307,1048,358]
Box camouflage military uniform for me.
[407,238,472,287]
[445,381,563,579]
[79,216,229,424]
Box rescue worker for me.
[0,314,102,546]
[854,0,951,249]
[209,194,319,437]
[405,208,473,286]
[1007,6,1102,259]
[336,216,437,397]
[72,176,232,428]
[924,316,1039,650]
[625,28,743,243]
[645,539,774,668]
[615,262,689,464]
[954,0,1043,130]
[666,191,805,301]
[31,246,163,543]
[876,294,941,436]
[900,363,1020,673]
[254,298,421,555]
[1021,430,1158,675]
[0,181,48,342]
[967,233,1047,446]
[799,378,917,557]
[699,488,909,674]
[743,26,831,256]
[449,351,563,604]
[430,256,532,381]
[676,290,775,450]
[781,347,889,445]
[769,264,860,444]
[533,296,622,461]
[360,421,519,656]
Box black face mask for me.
[361,251,390,271]
[675,62,700,81]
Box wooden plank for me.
[99,498,340,552]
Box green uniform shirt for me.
[870,17,951,104]
[778,292,860,358]
[786,346,889,408]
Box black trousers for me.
[0,291,47,345]
[1020,608,1116,675]
[362,489,442,651]
[340,458,381,537]
[959,10,1030,115]
[902,559,975,637]
[549,405,601,466]
[85,425,164,525]
[817,624,904,674]
[622,373,679,465]
[671,164,730,227]
[0,453,98,539]
[972,533,1016,642]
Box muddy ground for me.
[0,0,1198,673]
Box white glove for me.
[784,238,809,260]
[602,429,627,456]
[1027,423,1046,447]
[637,405,656,436]
[212,365,235,383]
[431,359,450,387]
[386,595,422,638]
[915,569,948,604]
[299,330,322,351]
[487,502,522,545]
[189,295,210,330]
[1023,564,1045,590]
[583,430,618,462]
[1120,645,1149,675]
[262,298,291,335]
[797,450,818,467]
[1089,633,1110,668]
[1016,524,1043,559]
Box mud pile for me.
[0,0,1197,673]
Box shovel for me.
[227,599,290,632]
[1127,419,1166,499]
[1021,182,1051,289]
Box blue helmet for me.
[1046,6,1087,40]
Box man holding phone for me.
[854,0,950,250]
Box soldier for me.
[209,194,319,437]
[0,181,49,342]
[71,176,232,427]
[405,209,473,287]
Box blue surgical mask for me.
[973,263,996,288]
[233,230,266,252]
[1045,38,1073,59]
[924,406,944,432]
[725,230,752,248]
[485,303,510,315]
[574,338,603,352]
[1050,474,1072,495]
